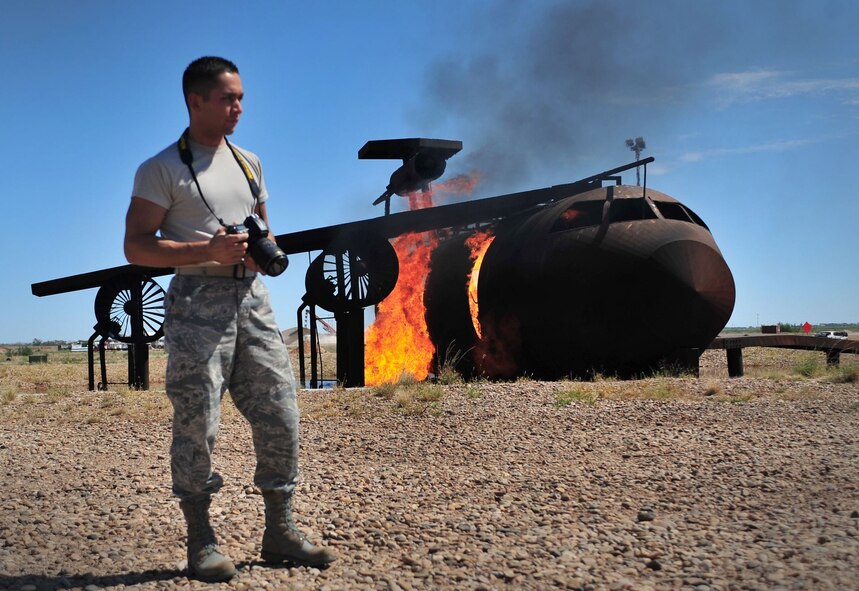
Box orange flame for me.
[465,230,494,339]
[364,173,481,385]
[364,231,438,385]
[407,191,434,211]
[433,172,482,199]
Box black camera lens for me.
[249,239,289,276]
[241,214,289,276]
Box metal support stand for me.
[87,330,110,391]
[128,343,149,390]
[297,302,308,388]
[127,280,149,389]
[98,339,107,390]
[826,350,841,367]
[335,309,364,387]
[726,348,744,378]
[309,306,321,387]
[87,332,98,391]
[297,300,324,388]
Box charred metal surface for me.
[423,235,481,378]
[360,139,463,212]
[423,185,736,379]
[358,138,462,161]
[275,158,654,254]
[31,264,173,298]
[305,230,399,313]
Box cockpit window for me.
[683,205,709,230]
[609,198,657,223]
[654,201,692,222]
[551,196,710,233]
[654,200,710,230]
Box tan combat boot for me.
[260,490,337,567]
[179,496,237,582]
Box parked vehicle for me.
[814,331,849,339]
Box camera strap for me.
[177,128,260,228]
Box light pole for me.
[625,137,646,186]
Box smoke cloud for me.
[418,0,846,192]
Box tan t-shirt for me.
[131,138,269,244]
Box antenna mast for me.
[625,137,647,186]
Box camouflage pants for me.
[164,275,299,499]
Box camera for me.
[226,214,289,276]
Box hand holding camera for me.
[208,227,248,265]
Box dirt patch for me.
[1,364,858,590]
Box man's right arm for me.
[124,197,248,267]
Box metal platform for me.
[708,334,858,377]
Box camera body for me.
[226,214,289,276]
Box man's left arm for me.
[255,202,273,232]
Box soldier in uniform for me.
[124,56,335,582]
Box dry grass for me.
[1,346,856,423]
[434,342,469,385]
[824,365,858,384]
[554,388,599,407]
[552,377,690,406]
[703,382,724,397]
[368,373,445,415]
[1,388,173,424]
[0,350,171,423]
[744,347,857,371]
[465,384,483,399]
[297,386,383,419]
[1,385,17,405]
[298,375,446,419]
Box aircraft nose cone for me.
[647,240,736,345]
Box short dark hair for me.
[182,56,239,104]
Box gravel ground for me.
[1,368,858,590]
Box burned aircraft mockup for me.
[424,184,735,379]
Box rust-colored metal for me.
[424,185,736,379]
[709,334,859,353]
[708,334,858,377]
[424,235,481,377]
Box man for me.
[125,56,335,582]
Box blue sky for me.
[3,0,858,343]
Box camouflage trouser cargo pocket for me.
[165,275,299,498]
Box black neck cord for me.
[177,129,260,228]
